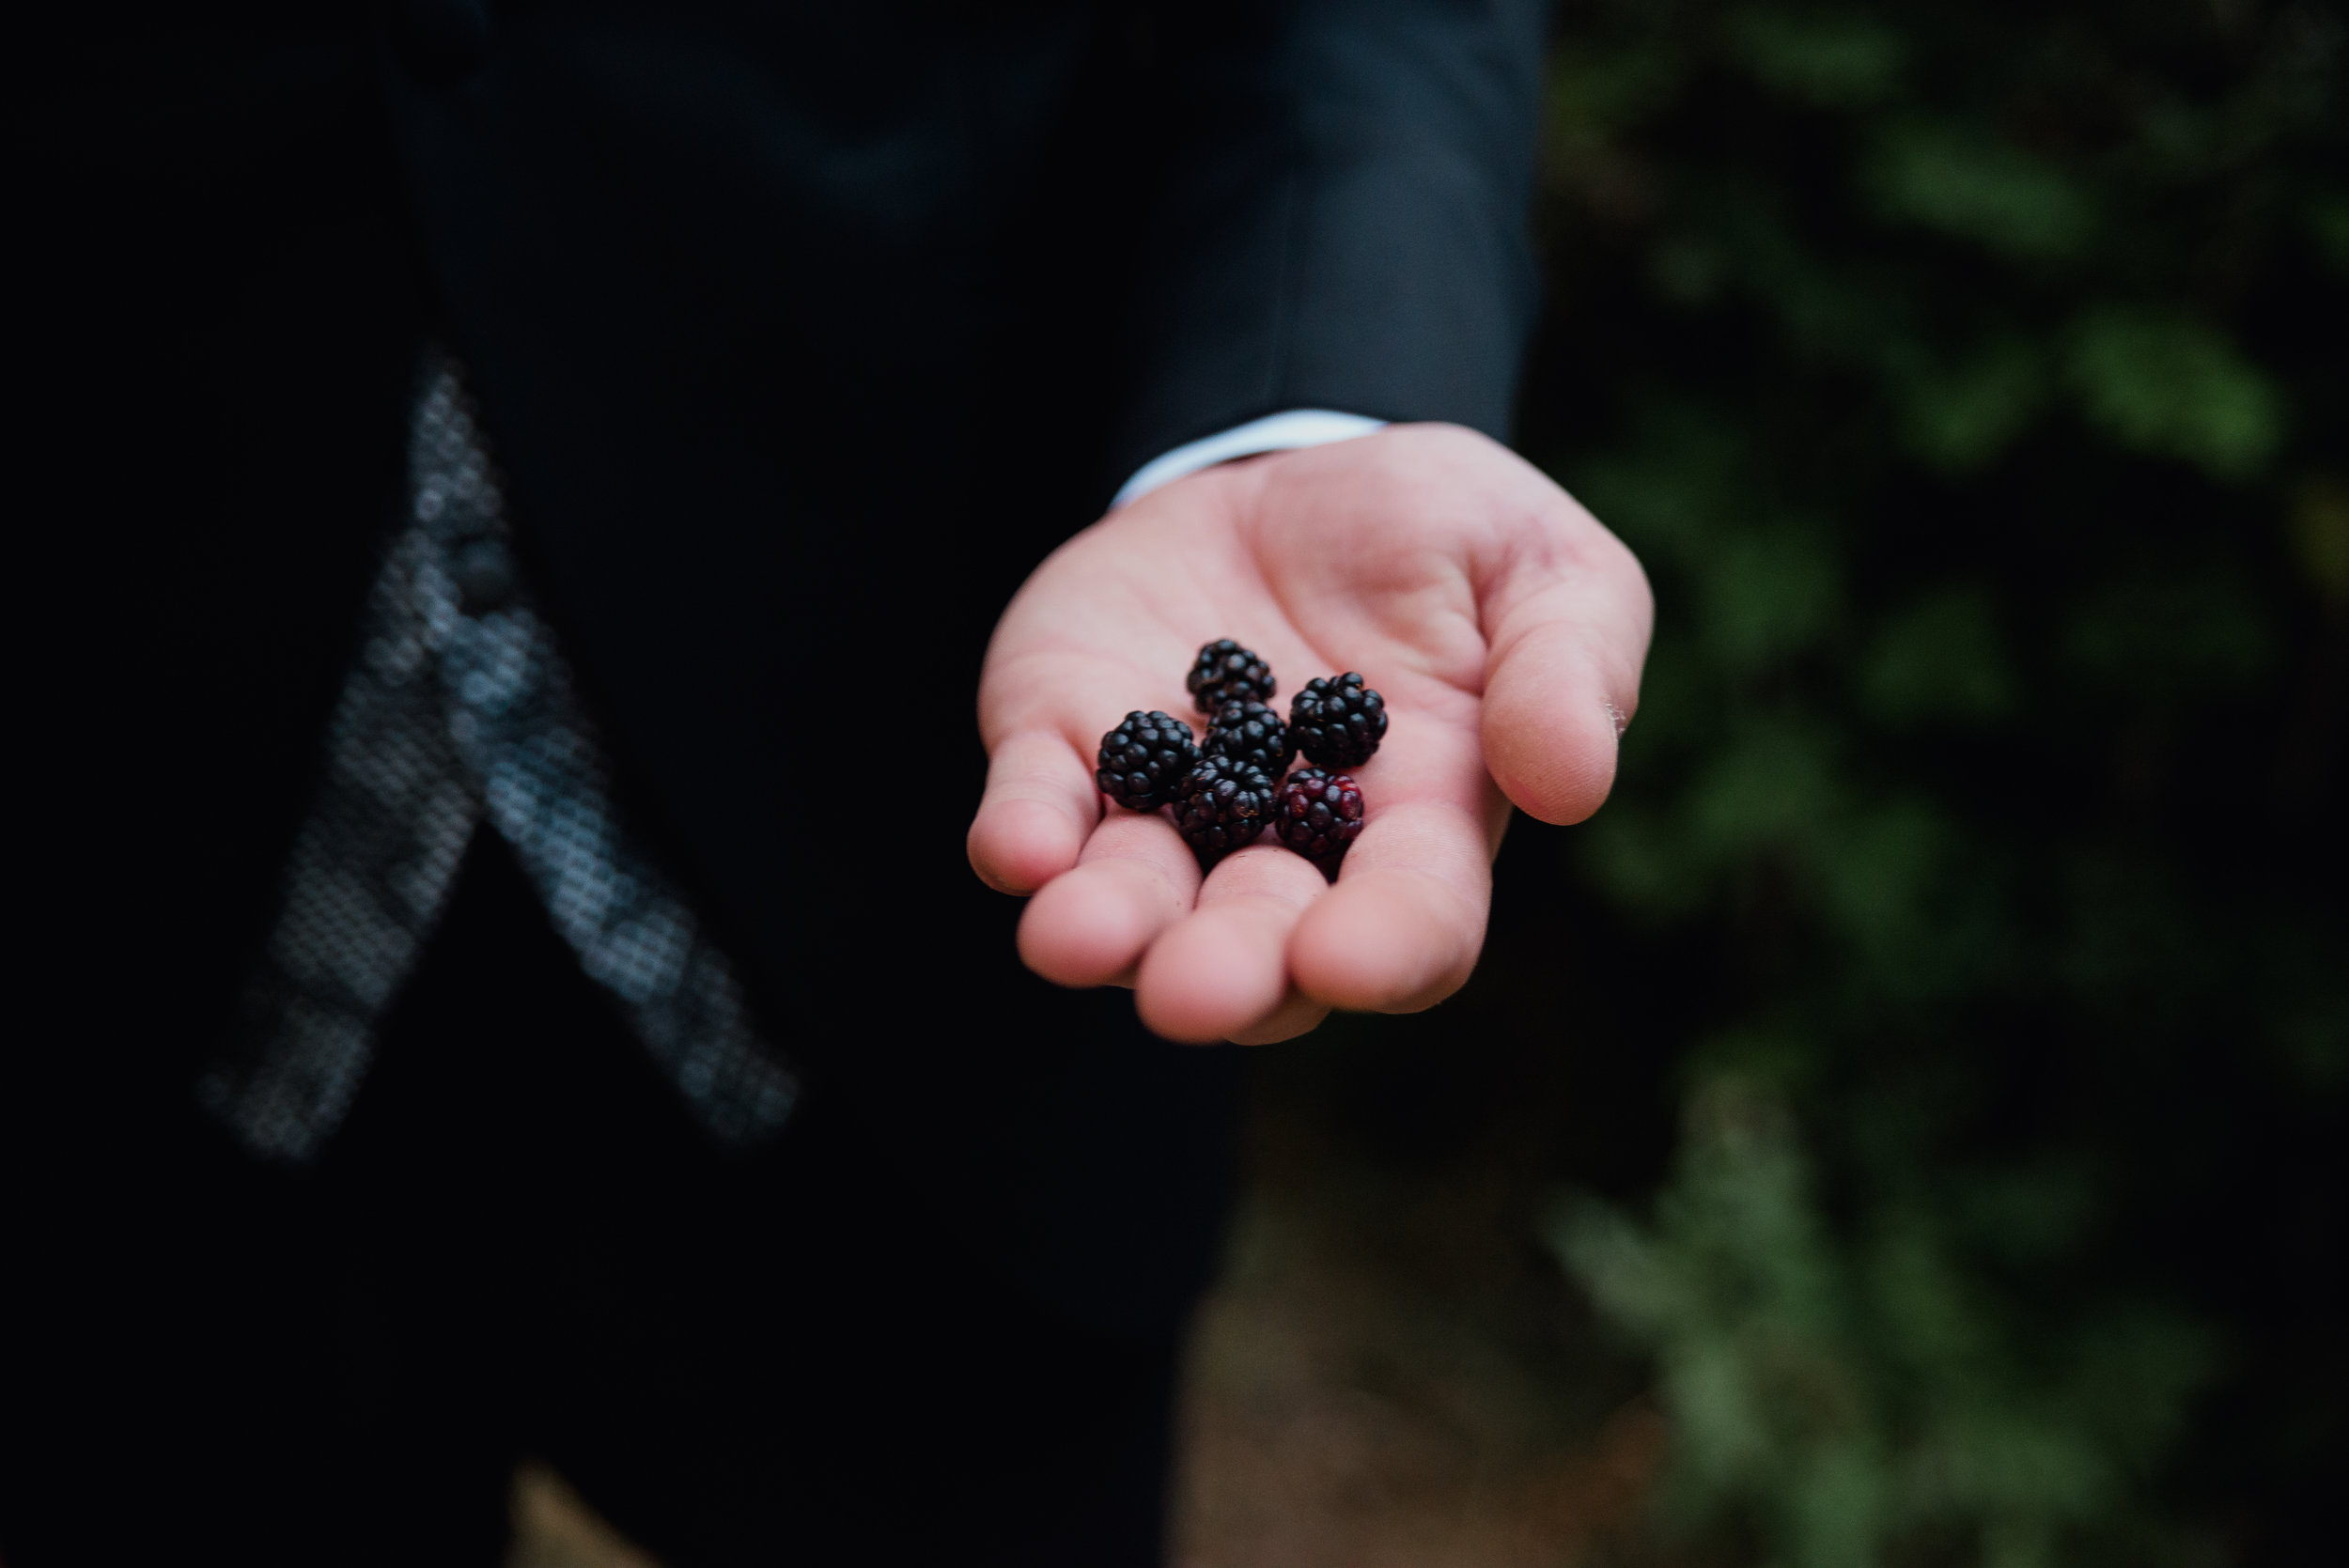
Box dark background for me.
[1201,2,2343,1563]
[17,4,2336,1564]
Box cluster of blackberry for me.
[1096,639,1386,874]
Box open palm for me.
[967,425,1652,1045]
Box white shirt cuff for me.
[1111,409,1388,510]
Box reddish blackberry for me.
[1273,768,1365,869]
[1173,754,1278,863]
[1203,698,1295,775]
[1289,672,1387,768]
[1096,710,1201,811]
[1186,639,1275,712]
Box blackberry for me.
[1203,698,1295,775]
[1289,672,1387,768]
[1273,768,1365,869]
[1186,638,1275,712]
[1096,710,1201,811]
[1172,754,1278,863]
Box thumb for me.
[1477,494,1652,826]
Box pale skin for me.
[966,423,1654,1046]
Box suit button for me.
[392,0,492,85]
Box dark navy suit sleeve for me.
[1108,0,1549,487]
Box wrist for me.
[1112,410,1387,510]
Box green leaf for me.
[1696,528,1844,674]
[2307,192,2349,278]
[1891,337,2047,473]
[2062,307,2284,479]
[1859,589,2015,727]
[1864,124,2095,262]
[1721,6,1908,109]
[2062,566,2278,700]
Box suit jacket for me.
[20,0,1545,1333]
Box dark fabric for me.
[5,835,1184,1566]
[12,0,1545,1546]
[1113,0,1549,474]
[371,0,1544,1327]
[23,0,1541,1336]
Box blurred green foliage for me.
[1515,2,2348,1562]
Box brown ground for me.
[1168,1187,1665,1568]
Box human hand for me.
[966,425,1652,1045]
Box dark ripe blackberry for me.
[1273,768,1365,869]
[1173,754,1277,863]
[1289,672,1388,768]
[1203,698,1295,775]
[1096,710,1200,811]
[1186,638,1275,712]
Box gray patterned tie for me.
[199,350,800,1162]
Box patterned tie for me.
[199,350,800,1162]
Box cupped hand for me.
[967,424,1652,1045]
